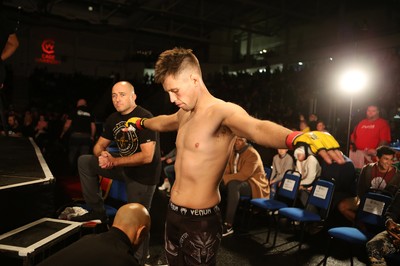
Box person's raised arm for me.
[1,34,19,61]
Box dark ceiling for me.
[2,0,388,56]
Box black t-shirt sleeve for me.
[137,127,157,145]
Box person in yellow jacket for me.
[220,136,269,236]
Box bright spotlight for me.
[338,67,368,156]
[339,69,367,93]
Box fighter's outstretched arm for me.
[125,110,182,132]
[222,102,345,164]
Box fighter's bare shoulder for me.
[209,100,248,117]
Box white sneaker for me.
[158,181,171,192]
[222,223,234,237]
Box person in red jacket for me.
[350,104,391,169]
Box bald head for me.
[112,203,151,246]
[111,81,137,114]
[112,81,135,94]
[77,99,87,107]
[114,203,150,228]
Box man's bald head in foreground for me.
[112,203,151,247]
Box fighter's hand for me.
[286,131,345,164]
[124,117,147,132]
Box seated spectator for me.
[338,146,400,224]
[299,120,310,133]
[269,148,295,198]
[0,113,22,137]
[21,110,35,137]
[37,203,151,266]
[35,114,48,137]
[316,120,328,132]
[220,137,269,236]
[158,147,176,192]
[34,113,49,150]
[308,113,318,131]
[366,189,400,265]
[295,146,322,188]
[294,146,322,207]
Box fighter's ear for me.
[190,72,200,85]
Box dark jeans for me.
[68,132,92,171]
[223,180,252,225]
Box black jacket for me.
[37,227,139,266]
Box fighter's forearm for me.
[241,120,292,149]
[143,114,179,132]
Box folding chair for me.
[250,170,302,246]
[103,178,128,218]
[323,192,392,266]
[264,165,272,180]
[278,179,335,250]
[99,176,113,199]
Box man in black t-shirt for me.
[72,81,161,265]
[60,98,96,173]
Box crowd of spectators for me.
[0,47,399,172]
[1,44,400,149]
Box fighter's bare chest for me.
[177,113,231,148]
[179,115,213,138]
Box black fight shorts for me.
[165,201,223,266]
